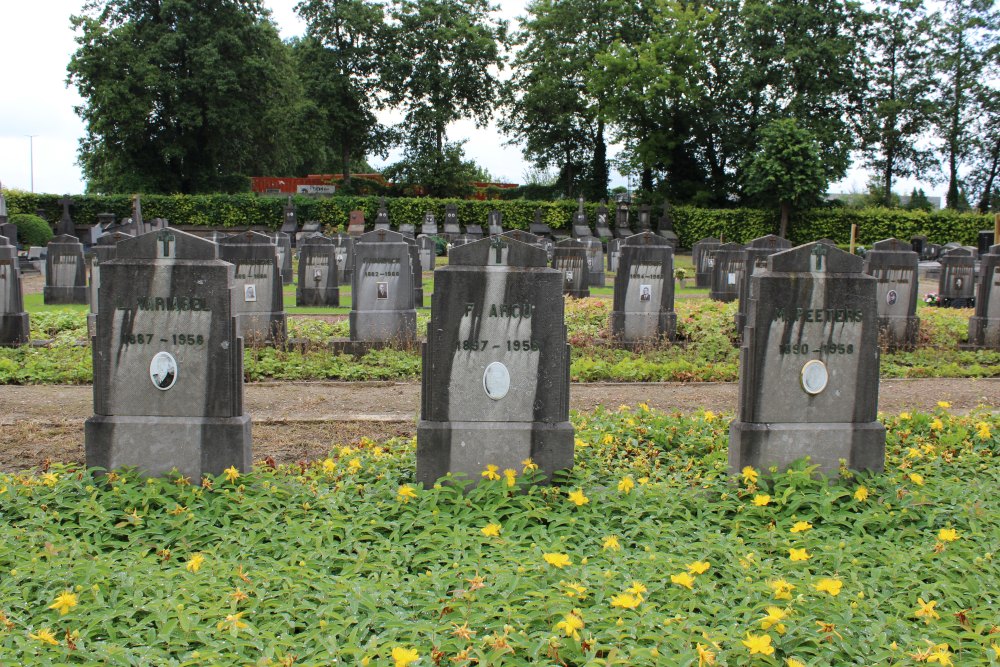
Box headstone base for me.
[414,287,424,308]
[349,310,417,343]
[416,420,574,487]
[43,286,88,305]
[878,316,920,350]
[728,421,886,477]
[295,288,340,308]
[85,414,252,478]
[968,316,1000,349]
[0,313,30,347]
[610,312,677,345]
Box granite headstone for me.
[296,235,340,307]
[417,234,437,277]
[572,197,591,238]
[348,210,366,237]
[864,238,920,349]
[281,196,298,241]
[350,229,417,343]
[57,195,76,237]
[692,238,722,288]
[330,232,355,286]
[443,204,462,240]
[594,204,613,238]
[218,232,287,345]
[552,238,590,298]
[736,235,793,335]
[607,237,621,273]
[529,209,554,239]
[43,234,88,304]
[708,242,745,303]
[273,231,293,286]
[967,243,1000,349]
[421,212,438,236]
[613,202,632,239]
[374,198,391,231]
[88,231,133,338]
[487,210,504,236]
[937,247,976,307]
[581,236,605,288]
[0,236,29,346]
[610,232,676,345]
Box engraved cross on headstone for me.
[812,244,828,271]
[377,229,387,242]
[157,230,175,258]
[489,236,507,265]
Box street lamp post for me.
[26,135,37,193]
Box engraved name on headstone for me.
[610,231,676,346]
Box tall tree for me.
[68,0,303,193]
[859,0,937,206]
[384,0,507,174]
[966,85,1000,211]
[294,0,393,187]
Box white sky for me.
[0,0,934,201]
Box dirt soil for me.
[0,378,995,472]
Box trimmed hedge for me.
[5,191,991,247]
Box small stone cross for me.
[157,230,175,258]
[812,244,828,271]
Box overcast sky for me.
[0,0,924,200]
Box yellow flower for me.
[223,466,239,483]
[574,437,589,448]
[503,468,517,487]
[900,411,911,420]
[930,418,943,430]
[937,401,951,409]
[741,466,759,484]
[602,433,614,445]
[937,528,959,542]
[786,659,806,667]
[522,457,538,472]
[481,523,501,537]
[696,643,716,666]
[186,553,205,573]
[626,581,647,597]
[391,646,420,667]
[854,486,869,501]
[742,632,774,656]
[769,579,795,600]
[567,489,589,506]
[41,472,59,487]
[618,476,635,494]
[914,597,940,624]
[790,521,813,533]
[555,610,584,640]
[814,578,843,596]
[397,484,417,502]
[760,606,788,634]
[610,592,642,609]
[639,402,650,411]
[789,548,811,562]
[561,581,587,598]
[687,561,711,575]
[908,472,924,486]
[348,458,362,472]
[48,590,78,615]
[752,494,771,507]
[29,628,58,645]
[544,553,572,568]
[703,410,716,422]
[481,464,500,481]
[216,611,249,634]
[670,572,695,590]
[321,458,336,473]
[927,644,953,666]
[603,535,621,551]
[976,422,992,439]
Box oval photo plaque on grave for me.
[149,351,178,391]
[800,359,828,395]
[886,289,897,305]
[483,361,510,400]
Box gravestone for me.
[614,201,632,238]
[967,244,1000,349]
[398,221,416,238]
[937,247,976,307]
[529,208,554,238]
[635,205,653,232]
[501,229,541,245]
[331,232,355,286]
[57,195,76,237]
[348,210,366,237]
[443,204,462,240]
[736,234,793,336]
[607,238,622,273]
[925,243,941,260]
[552,238,590,298]
[280,197,298,244]
[88,231,133,338]
[0,236,30,346]
[96,212,117,230]
[572,197,592,238]
[43,234,88,304]
[594,203,613,238]
[374,198,391,231]
[218,232,287,345]
[610,232,676,345]
[350,229,417,343]
[729,242,885,476]
[487,210,504,236]
[296,235,340,307]
[0,190,15,247]
[417,234,437,276]
[421,211,438,236]
[978,230,995,257]
[273,232,293,285]
[692,238,722,288]
[131,195,147,236]
[416,235,574,486]
[863,238,920,349]
[708,242,745,302]
[85,229,251,478]
[655,201,679,247]
[911,235,926,259]
[205,231,229,244]
[405,236,424,308]
[451,234,473,250]
[581,236,605,287]
[465,223,485,241]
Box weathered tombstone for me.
[416,235,574,486]
[911,235,927,259]
[0,190,15,247]
[43,234,88,304]
[57,195,76,237]
[465,223,485,241]
[529,208,554,238]
[864,238,920,349]
[96,212,116,230]
[350,229,417,343]
[405,236,424,308]
[85,229,252,478]
[692,238,722,288]
[443,204,462,240]
[0,235,30,346]
[501,229,541,245]
[296,235,340,307]
[607,238,622,273]
[280,196,298,244]
[331,232,355,286]
[572,197,591,238]
[736,234,793,336]
[421,211,438,236]
[218,232,287,345]
[708,242,745,302]
[729,242,885,476]
[581,236,605,287]
[417,234,437,276]
[131,195,147,236]
[552,238,590,298]
[655,201,679,246]
[938,247,976,307]
[373,198,391,231]
[978,230,995,257]
[967,243,1000,349]
[398,221,416,238]
[450,234,473,250]
[635,205,652,232]
[614,201,632,239]
[610,232,676,345]
[273,232,293,285]
[348,210,366,237]
[487,210,504,236]
[88,231,132,338]
[925,243,942,260]
[594,203,613,238]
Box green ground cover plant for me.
[1,406,997,664]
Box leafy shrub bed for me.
[1,406,997,664]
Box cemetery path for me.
[0,378,995,472]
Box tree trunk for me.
[592,117,608,201]
[779,201,791,238]
[342,143,352,189]
[947,32,964,210]
[641,167,653,193]
[976,138,1000,212]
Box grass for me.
[1,406,997,664]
